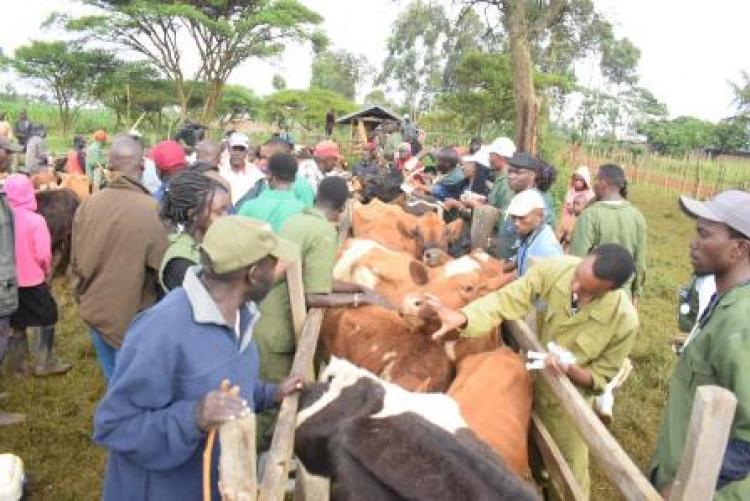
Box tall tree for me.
[310,49,369,100]
[272,74,287,91]
[57,0,322,121]
[10,40,117,134]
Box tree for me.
[272,74,287,91]
[264,88,356,131]
[730,71,750,115]
[600,37,640,87]
[10,40,117,134]
[638,116,718,156]
[363,88,399,111]
[58,0,322,121]
[216,84,263,120]
[310,49,369,100]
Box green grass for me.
[0,181,696,500]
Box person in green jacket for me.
[158,171,231,291]
[569,164,647,304]
[86,130,108,186]
[651,190,750,499]
[429,245,639,500]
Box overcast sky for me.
[1,0,748,122]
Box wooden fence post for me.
[667,386,737,501]
[219,416,258,501]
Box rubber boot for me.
[6,329,30,378]
[33,325,72,377]
[0,409,25,426]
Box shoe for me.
[33,326,72,376]
[0,411,25,426]
[33,360,73,377]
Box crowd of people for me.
[0,109,749,500]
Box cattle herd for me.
[293,195,541,498]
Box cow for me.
[60,173,90,202]
[448,348,534,479]
[352,199,462,266]
[294,357,539,500]
[35,189,80,276]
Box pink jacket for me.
[4,174,51,287]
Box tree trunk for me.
[175,79,188,121]
[60,103,71,136]
[505,0,538,154]
[202,79,223,124]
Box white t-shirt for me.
[219,161,265,205]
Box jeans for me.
[89,327,118,381]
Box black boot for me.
[6,329,30,378]
[33,325,72,377]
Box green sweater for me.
[569,200,647,298]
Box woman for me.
[66,135,86,175]
[4,174,71,377]
[159,170,232,291]
[557,166,594,244]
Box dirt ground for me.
[0,183,694,500]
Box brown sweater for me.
[71,174,168,348]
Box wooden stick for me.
[531,414,585,501]
[286,259,307,345]
[668,386,737,501]
[505,320,661,500]
[219,415,258,501]
[258,309,324,501]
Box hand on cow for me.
[423,294,468,341]
[275,375,305,403]
[195,379,250,431]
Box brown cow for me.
[60,173,90,202]
[352,199,462,265]
[35,189,80,275]
[448,348,534,479]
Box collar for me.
[107,173,151,195]
[262,188,297,198]
[551,261,624,323]
[183,267,261,352]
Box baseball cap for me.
[679,190,750,239]
[313,140,342,159]
[151,140,186,172]
[507,152,539,171]
[487,137,516,159]
[0,137,22,153]
[229,132,249,149]
[507,189,546,217]
[461,146,490,167]
[200,216,299,274]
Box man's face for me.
[513,209,543,237]
[690,218,748,276]
[318,156,337,173]
[489,153,507,171]
[245,256,278,303]
[507,166,535,193]
[570,256,614,306]
[361,149,373,162]
[593,175,607,198]
[257,144,287,173]
[229,146,248,169]
[469,141,482,154]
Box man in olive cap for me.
[94,215,305,501]
[651,190,750,499]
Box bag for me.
[0,191,18,317]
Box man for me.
[93,215,304,501]
[651,190,750,499]
[24,125,48,175]
[151,140,187,202]
[299,140,345,193]
[238,153,307,232]
[429,244,639,499]
[218,132,264,206]
[86,130,108,188]
[235,138,315,209]
[428,147,465,201]
[485,137,516,211]
[468,136,483,155]
[508,189,563,276]
[13,110,31,150]
[71,136,169,380]
[0,137,22,185]
[325,108,335,137]
[352,143,380,178]
[400,114,420,154]
[194,139,223,168]
[570,164,647,303]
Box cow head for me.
[397,214,462,266]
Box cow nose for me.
[423,248,440,265]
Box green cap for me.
[200,216,299,274]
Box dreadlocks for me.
[160,170,228,235]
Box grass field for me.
[0,182,695,500]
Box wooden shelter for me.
[335,105,401,143]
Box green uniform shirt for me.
[237,188,307,232]
[85,141,105,179]
[487,173,514,211]
[569,201,647,298]
[158,232,199,292]
[651,283,750,498]
[254,208,338,382]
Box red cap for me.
[364,142,377,151]
[313,140,342,159]
[151,140,186,172]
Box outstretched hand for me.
[422,294,468,341]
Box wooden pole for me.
[531,414,585,501]
[219,416,258,501]
[667,386,737,501]
[505,320,661,500]
[257,309,324,501]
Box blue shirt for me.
[93,268,277,501]
[516,224,563,276]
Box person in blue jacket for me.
[93,215,304,501]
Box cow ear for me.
[444,218,464,243]
[408,260,429,285]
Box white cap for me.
[507,189,546,217]
[461,146,490,167]
[229,132,249,149]
[403,114,410,120]
[487,137,516,159]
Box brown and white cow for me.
[295,357,539,499]
[352,199,462,265]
